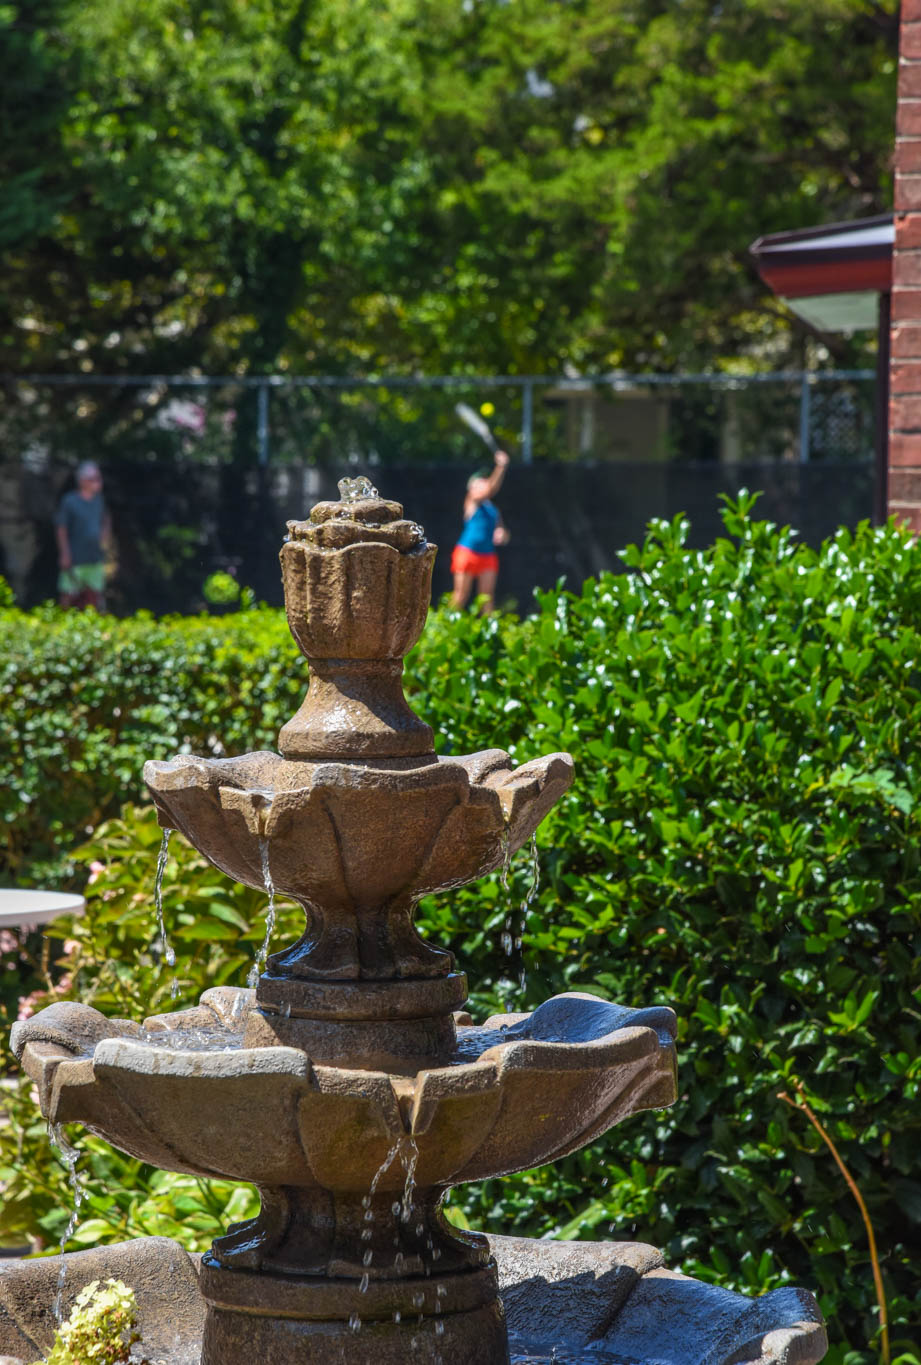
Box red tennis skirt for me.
[451,544,499,575]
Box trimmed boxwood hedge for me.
[1,495,919,1362]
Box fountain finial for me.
[278,485,436,759]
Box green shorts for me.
[59,563,106,596]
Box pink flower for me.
[17,990,43,1021]
[0,930,19,954]
[87,860,106,885]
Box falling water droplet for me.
[362,1249,373,1267]
[359,1273,369,1293]
[393,1310,402,1324]
[248,834,276,988]
[349,1312,361,1332]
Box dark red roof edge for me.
[750,215,893,299]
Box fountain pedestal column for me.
[200,1278,508,1365]
[199,1182,509,1364]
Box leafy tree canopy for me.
[0,0,898,377]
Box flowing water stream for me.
[247,835,276,989]
[501,832,541,1010]
[47,1123,85,1323]
[351,1135,424,1339]
[154,828,178,999]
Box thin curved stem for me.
[778,1079,889,1365]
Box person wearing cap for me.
[450,450,510,612]
[55,462,113,610]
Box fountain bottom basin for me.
[0,1234,826,1365]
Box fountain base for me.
[199,1256,508,1364]
[0,1234,827,1365]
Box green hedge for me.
[0,604,303,885]
[1,496,920,1362]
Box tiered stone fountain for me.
[9,481,827,1365]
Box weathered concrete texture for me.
[0,1235,826,1365]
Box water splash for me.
[154,828,176,971]
[48,1124,84,1323]
[247,836,276,989]
[338,475,378,502]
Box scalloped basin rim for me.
[141,748,570,789]
[79,1022,660,1083]
[91,1040,312,1078]
[29,992,676,1098]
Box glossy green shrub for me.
[0,604,303,883]
[2,498,920,1360]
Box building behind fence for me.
[0,370,878,613]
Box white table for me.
[0,890,85,932]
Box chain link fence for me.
[0,369,877,614]
[1,369,875,469]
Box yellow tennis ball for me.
[480,401,495,417]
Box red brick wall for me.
[891,0,921,529]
